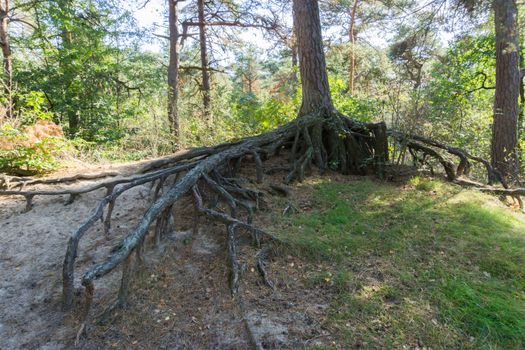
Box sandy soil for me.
[0,163,153,350]
[0,158,337,349]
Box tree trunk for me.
[0,0,12,118]
[291,24,298,83]
[292,0,333,116]
[168,0,180,146]
[62,29,79,137]
[492,0,520,180]
[56,0,79,137]
[348,0,359,94]
[197,0,211,120]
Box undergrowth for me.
[0,120,70,175]
[271,176,525,349]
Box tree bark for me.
[168,0,180,145]
[62,29,79,137]
[0,0,12,118]
[197,0,211,120]
[291,23,298,83]
[292,0,333,116]
[492,0,520,179]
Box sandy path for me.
[0,166,152,349]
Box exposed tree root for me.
[3,110,524,344]
[56,111,393,338]
[256,247,275,290]
[0,171,120,190]
[390,131,508,187]
[389,130,525,206]
[227,223,241,295]
[62,162,195,309]
[0,143,248,191]
[0,163,195,212]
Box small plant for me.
[409,176,442,191]
[0,120,70,175]
[16,91,54,124]
[329,160,340,170]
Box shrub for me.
[0,120,70,175]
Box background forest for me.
[0,0,515,175]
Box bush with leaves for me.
[0,121,70,175]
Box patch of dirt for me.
[0,175,152,349]
[0,157,342,349]
[78,196,337,349]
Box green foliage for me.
[329,76,380,122]
[72,96,174,161]
[15,91,54,124]
[422,34,495,155]
[0,123,70,175]
[224,45,299,137]
[0,90,70,174]
[12,0,162,143]
[230,93,298,132]
[408,175,443,191]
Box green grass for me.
[271,176,525,349]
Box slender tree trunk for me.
[197,0,211,120]
[291,24,298,83]
[293,0,333,116]
[55,0,79,136]
[168,0,180,146]
[0,0,12,118]
[291,42,298,69]
[519,69,524,141]
[62,29,79,136]
[492,0,520,179]
[348,0,358,94]
[247,76,253,94]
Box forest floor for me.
[1,158,525,349]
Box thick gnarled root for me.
[62,112,390,342]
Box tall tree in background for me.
[197,0,211,120]
[179,0,280,124]
[348,0,358,94]
[168,0,181,143]
[264,0,298,85]
[491,0,520,179]
[234,46,259,94]
[322,0,397,94]
[0,0,12,118]
[57,0,79,136]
